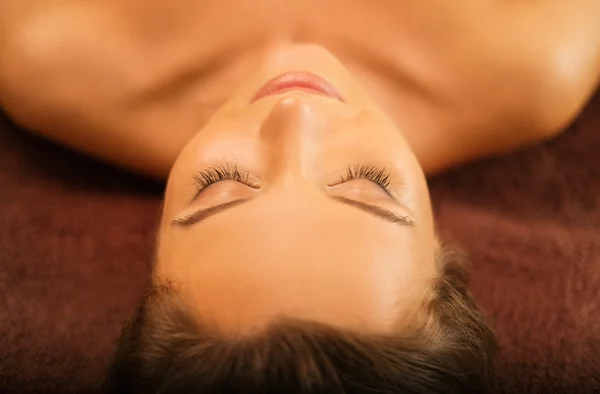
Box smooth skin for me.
[158,48,436,332]
[1,0,599,179]
[1,1,599,332]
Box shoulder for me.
[505,0,600,136]
[403,1,600,175]
[0,2,140,128]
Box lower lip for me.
[251,72,345,103]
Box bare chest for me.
[3,0,586,150]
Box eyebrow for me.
[171,195,414,228]
[331,196,414,226]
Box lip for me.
[251,72,345,103]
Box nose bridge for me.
[259,94,322,180]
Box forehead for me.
[156,196,435,333]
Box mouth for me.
[251,72,345,103]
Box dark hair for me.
[105,245,496,394]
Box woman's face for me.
[157,45,436,334]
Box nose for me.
[260,93,323,181]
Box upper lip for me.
[251,72,345,103]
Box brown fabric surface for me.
[1,90,599,394]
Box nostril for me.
[272,93,314,112]
[263,93,317,129]
[259,93,322,181]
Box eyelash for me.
[193,164,259,192]
[193,162,392,193]
[334,163,391,190]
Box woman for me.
[1,1,599,393]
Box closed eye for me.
[178,163,411,226]
[191,162,394,200]
[192,164,260,200]
[328,163,392,193]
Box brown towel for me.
[1,90,599,393]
